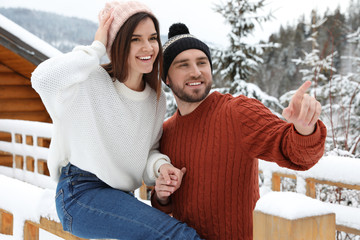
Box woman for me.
[31,1,201,239]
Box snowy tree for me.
[212,0,277,88]
[281,16,360,157]
[209,0,283,114]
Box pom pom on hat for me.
[168,23,190,39]
[162,23,212,83]
[98,1,153,59]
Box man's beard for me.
[168,77,212,103]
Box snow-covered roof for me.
[0,14,62,64]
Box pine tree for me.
[281,15,360,157]
[212,0,276,87]
[210,0,283,114]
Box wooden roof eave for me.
[0,26,48,66]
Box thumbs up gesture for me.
[282,81,321,135]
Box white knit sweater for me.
[31,41,170,191]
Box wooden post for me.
[24,221,39,240]
[26,156,35,172]
[15,134,22,143]
[272,173,281,191]
[139,182,148,200]
[37,159,50,176]
[253,211,335,240]
[306,179,316,198]
[26,135,33,145]
[15,155,23,169]
[139,182,154,200]
[37,137,51,148]
[0,209,13,235]
[254,192,336,240]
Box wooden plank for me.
[37,137,51,148]
[0,45,37,79]
[0,111,51,123]
[306,178,360,191]
[0,131,11,142]
[0,99,46,112]
[336,224,360,236]
[0,153,12,167]
[0,64,13,73]
[37,159,50,176]
[0,209,13,235]
[0,85,39,99]
[0,72,31,85]
[39,217,87,240]
[24,221,39,240]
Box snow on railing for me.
[258,157,360,237]
[254,191,336,239]
[1,119,360,239]
[0,119,55,189]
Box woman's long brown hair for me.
[102,12,163,100]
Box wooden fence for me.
[268,171,360,237]
[0,119,359,239]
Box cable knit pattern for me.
[31,41,169,191]
[153,91,327,240]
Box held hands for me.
[282,81,321,136]
[155,164,186,205]
[95,8,114,47]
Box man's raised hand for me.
[282,81,321,135]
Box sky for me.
[0,0,350,47]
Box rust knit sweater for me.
[152,91,327,240]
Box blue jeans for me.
[55,163,201,239]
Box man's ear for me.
[165,76,170,86]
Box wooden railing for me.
[259,159,360,238]
[0,119,152,239]
[0,208,85,240]
[1,119,359,239]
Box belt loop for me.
[63,162,71,175]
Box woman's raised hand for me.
[95,8,114,47]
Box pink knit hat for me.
[98,1,153,58]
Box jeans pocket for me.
[55,189,73,233]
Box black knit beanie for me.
[162,23,212,83]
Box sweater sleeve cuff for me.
[292,120,327,147]
[150,189,173,214]
[143,151,171,185]
[73,41,106,60]
[90,41,106,59]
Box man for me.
[151,23,327,240]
